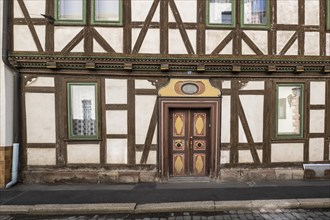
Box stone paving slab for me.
[135,201,215,213]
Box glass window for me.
[93,0,121,23]
[67,83,98,140]
[276,84,304,138]
[208,0,235,26]
[57,0,84,21]
[242,0,268,27]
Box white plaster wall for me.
[93,28,123,53]
[135,80,156,89]
[240,81,264,90]
[238,150,262,163]
[221,96,231,143]
[277,0,298,24]
[309,138,324,162]
[26,93,56,143]
[27,148,56,165]
[219,42,233,55]
[309,110,325,133]
[222,81,231,89]
[239,95,264,143]
[26,77,54,87]
[327,34,330,56]
[169,29,196,54]
[106,110,127,134]
[169,0,196,23]
[271,143,304,162]
[305,32,319,55]
[105,79,127,104]
[238,118,247,143]
[14,0,45,18]
[135,95,157,144]
[220,150,230,164]
[14,25,45,51]
[244,31,268,54]
[277,31,297,55]
[131,0,159,22]
[205,30,232,54]
[54,27,84,52]
[67,144,100,164]
[107,139,127,164]
[132,28,160,54]
[136,151,157,164]
[242,41,255,55]
[310,81,326,105]
[305,0,319,25]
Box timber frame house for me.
[3,0,330,184]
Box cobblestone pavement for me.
[1,209,330,220]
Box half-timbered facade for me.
[3,0,330,184]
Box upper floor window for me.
[55,0,122,25]
[207,0,236,27]
[327,0,330,30]
[241,0,269,28]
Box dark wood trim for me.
[309,133,326,138]
[135,89,158,95]
[271,139,307,144]
[279,32,298,55]
[211,31,234,55]
[325,80,330,161]
[304,81,310,162]
[123,0,132,54]
[106,134,128,139]
[17,0,43,52]
[169,0,195,54]
[21,73,28,170]
[196,0,206,54]
[8,0,14,52]
[241,32,263,55]
[26,143,56,148]
[238,90,264,95]
[100,78,106,165]
[61,29,85,55]
[221,143,264,150]
[230,80,239,164]
[298,0,305,56]
[84,26,93,54]
[13,18,47,25]
[132,0,160,54]
[319,0,326,56]
[238,98,261,163]
[136,144,157,151]
[127,79,136,164]
[160,0,169,54]
[268,0,276,55]
[140,102,157,164]
[105,104,128,110]
[24,87,55,93]
[45,0,54,52]
[55,76,65,166]
[309,105,326,110]
[262,80,272,164]
[92,28,116,53]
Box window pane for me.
[243,0,266,25]
[95,0,120,22]
[276,85,303,137]
[209,0,233,24]
[58,0,83,20]
[69,84,97,138]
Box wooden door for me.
[169,108,210,177]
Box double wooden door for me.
[169,108,210,177]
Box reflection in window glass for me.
[243,0,266,25]
[95,0,120,22]
[68,83,98,139]
[209,0,233,25]
[276,84,304,137]
[58,0,83,20]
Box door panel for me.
[169,108,210,177]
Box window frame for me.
[55,0,87,25]
[327,0,330,30]
[67,82,99,140]
[240,0,270,29]
[275,83,305,139]
[91,0,123,25]
[206,0,236,28]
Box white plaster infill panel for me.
[271,143,304,162]
[14,25,45,51]
[222,81,231,89]
[54,27,84,52]
[67,144,100,164]
[309,110,325,133]
[221,96,231,143]
[105,79,127,104]
[243,31,268,55]
[238,150,263,163]
[26,77,55,87]
[93,28,123,53]
[241,41,256,55]
[309,138,324,162]
[169,0,196,23]
[14,0,45,18]
[327,34,330,56]
[240,81,264,90]
[169,29,196,54]
[310,81,326,105]
[305,0,319,25]
[277,31,296,55]
[205,30,232,54]
[106,110,128,134]
[135,95,157,144]
[220,150,230,164]
[277,0,298,24]
[305,32,320,56]
[26,93,56,143]
[27,148,56,166]
[131,0,160,22]
[238,118,247,143]
[135,80,156,89]
[136,151,157,164]
[132,28,160,54]
[107,139,128,164]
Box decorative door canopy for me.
[158,79,221,97]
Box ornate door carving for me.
[169,109,210,176]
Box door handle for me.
[189,136,193,150]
